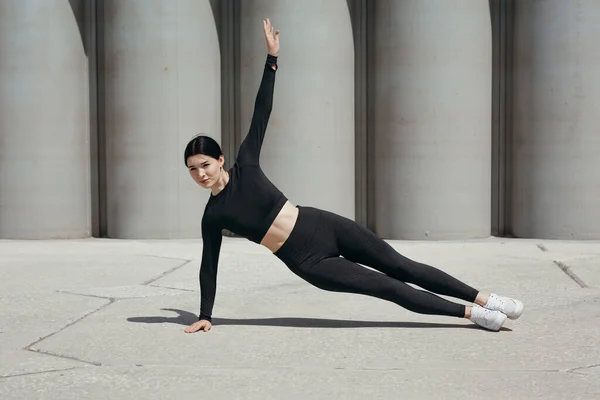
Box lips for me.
[201,178,209,184]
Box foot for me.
[469,305,507,332]
[483,293,524,320]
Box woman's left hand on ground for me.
[263,18,280,56]
[184,320,212,333]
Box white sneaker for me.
[483,293,524,320]
[469,305,507,331]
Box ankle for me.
[464,306,472,319]
[475,292,489,306]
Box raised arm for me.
[236,19,280,167]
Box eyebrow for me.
[188,161,209,168]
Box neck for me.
[211,168,229,196]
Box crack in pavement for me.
[537,244,549,252]
[141,259,192,286]
[553,260,588,288]
[0,366,83,380]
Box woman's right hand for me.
[184,319,212,333]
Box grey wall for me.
[1,0,599,240]
[238,0,356,219]
[510,0,600,239]
[372,0,492,239]
[101,0,220,239]
[0,0,91,239]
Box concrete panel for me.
[1,238,600,398]
[511,0,600,239]
[0,0,90,239]
[102,0,220,238]
[372,0,492,239]
[1,366,599,400]
[239,0,355,219]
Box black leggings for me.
[274,206,479,318]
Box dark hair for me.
[184,135,223,166]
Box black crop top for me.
[198,54,286,322]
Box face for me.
[187,154,224,189]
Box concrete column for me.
[372,0,492,239]
[511,0,600,239]
[0,0,90,239]
[102,0,220,238]
[239,0,355,219]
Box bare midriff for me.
[259,200,299,253]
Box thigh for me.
[318,209,415,278]
[295,256,401,299]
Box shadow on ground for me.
[127,308,508,330]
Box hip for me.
[273,205,337,269]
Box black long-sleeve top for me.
[198,54,287,322]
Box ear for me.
[218,155,225,168]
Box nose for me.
[190,169,205,181]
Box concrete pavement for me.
[0,237,599,399]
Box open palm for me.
[263,18,280,56]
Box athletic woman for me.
[183,19,523,334]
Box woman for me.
[184,19,523,334]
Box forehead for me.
[187,154,213,166]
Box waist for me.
[260,200,300,252]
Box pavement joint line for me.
[553,260,589,288]
[557,254,600,263]
[537,244,549,252]
[113,364,570,373]
[138,254,193,263]
[565,363,600,374]
[0,366,83,380]
[141,259,193,286]
[27,349,102,367]
[148,284,195,293]
[57,288,192,300]
[0,362,595,377]
[56,290,117,301]
[23,297,115,365]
